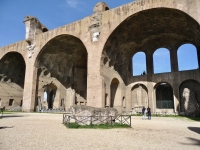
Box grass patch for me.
[1,111,18,114]
[175,116,200,122]
[65,123,131,129]
[151,114,200,121]
[131,113,200,122]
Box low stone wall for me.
[67,105,118,125]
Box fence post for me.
[63,114,64,124]
[130,116,131,127]
[121,115,122,125]
[90,116,92,126]
[111,116,112,126]
[68,116,70,128]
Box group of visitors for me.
[142,106,151,120]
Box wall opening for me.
[132,52,146,76]
[177,44,198,71]
[9,99,14,106]
[131,84,148,112]
[48,90,54,109]
[155,83,174,109]
[153,48,171,74]
[43,83,57,109]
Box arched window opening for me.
[43,83,57,110]
[177,44,198,71]
[155,83,174,109]
[42,28,48,32]
[44,91,47,101]
[105,7,109,11]
[153,48,171,74]
[131,84,148,113]
[132,52,146,76]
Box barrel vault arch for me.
[33,34,88,111]
[0,52,26,110]
[101,7,200,85]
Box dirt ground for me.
[0,113,199,150]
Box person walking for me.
[142,106,146,120]
[147,107,151,120]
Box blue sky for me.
[0,0,134,47]
[132,45,199,76]
[0,0,198,74]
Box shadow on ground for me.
[186,117,200,121]
[182,137,200,146]
[0,126,14,129]
[188,127,200,134]
[1,115,25,119]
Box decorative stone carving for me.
[68,105,118,125]
[89,2,109,42]
[24,16,48,58]
[182,88,200,116]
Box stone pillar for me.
[101,78,106,108]
[147,83,155,113]
[86,42,103,108]
[196,46,200,69]
[125,86,132,111]
[64,88,75,111]
[170,49,178,72]
[114,83,122,112]
[146,52,154,75]
[173,85,180,113]
[106,80,110,107]
[22,65,38,112]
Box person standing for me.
[142,106,146,119]
[147,107,151,120]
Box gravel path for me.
[0,113,200,150]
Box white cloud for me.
[66,0,83,9]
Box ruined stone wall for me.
[0,0,200,112]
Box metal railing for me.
[63,113,131,127]
[0,107,5,117]
[156,100,174,109]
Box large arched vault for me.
[102,8,200,85]
[37,34,87,85]
[35,34,88,110]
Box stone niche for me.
[181,88,200,117]
[180,80,200,117]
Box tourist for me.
[142,106,146,119]
[147,107,151,120]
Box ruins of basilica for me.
[0,0,200,116]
